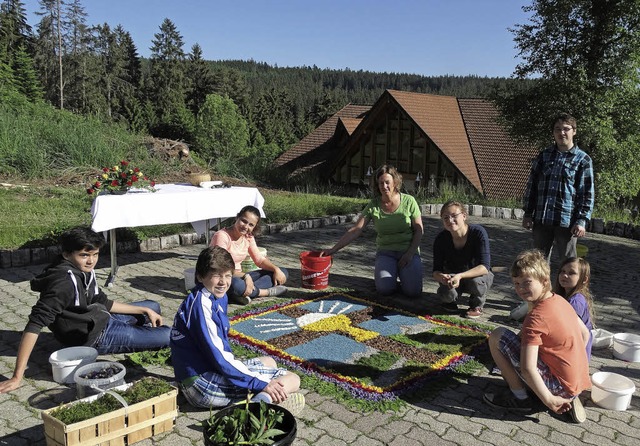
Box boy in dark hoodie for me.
[0,226,170,393]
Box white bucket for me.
[74,361,126,399]
[48,346,98,384]
[613,333,640,362]
[241,248,267,273]
[184,267,196,291]
[592,328,614,350]
[591,371,636,410]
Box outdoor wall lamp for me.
[366,166,374,176]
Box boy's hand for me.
[0,376,22,394]
[544,394,573,414]
[146,310,163,327]
[262,380,288,403]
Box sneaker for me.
[267,285,287,297]
[465,307,483,319]
[277,392,305,416]
[569,396,586,423]
[483,390,532,412]
[229,294,251,305]
[440,302,460,313]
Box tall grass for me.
[0,97,145,179]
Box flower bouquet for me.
[87,160,156,195]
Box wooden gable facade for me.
[275,89,537,199]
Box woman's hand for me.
[435,272,452,287]
[273,267,287,285]
[398,252,412,269]
[319,248,334,257]
[447,273,461,289]
[243,274,255,296]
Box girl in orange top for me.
[210,205,288,305]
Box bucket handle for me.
[92,385,129,414]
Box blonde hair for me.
[510,249,551,293]
[554,257,596,326]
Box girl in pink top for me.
[210,205,288,304]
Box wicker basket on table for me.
[187,172,211,186]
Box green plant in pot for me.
[202,396,297,446]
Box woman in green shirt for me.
[322,165,424,298]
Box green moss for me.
[126,348,172,366]
[50,377,174,425]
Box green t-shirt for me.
[362,193,421,253]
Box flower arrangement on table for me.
[86,160,156,195]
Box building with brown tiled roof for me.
[275,90,538,199]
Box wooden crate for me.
[41,382,178,446]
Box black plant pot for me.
[203,402,297,446]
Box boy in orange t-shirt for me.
[484,249,591,423]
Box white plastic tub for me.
[591,328,614,350]
[591,371,636,410]
[48,346,98,384]
[74,361,126,398]
[183,267,196,291]
[613,333,640,362]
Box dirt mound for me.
[143,137,190,160]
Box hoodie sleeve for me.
[25,273,77,334]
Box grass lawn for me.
[0,184,367,250]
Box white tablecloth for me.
[91,183,265,234]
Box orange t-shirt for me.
[521,293,591,396]
[210,228,265,272]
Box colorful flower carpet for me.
[230,293,490,402]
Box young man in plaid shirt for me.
[522,113,594,263]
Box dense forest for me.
[1,0,517,178]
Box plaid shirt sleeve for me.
[572,153,594,227]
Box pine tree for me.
[147,18,193,140]
[12,43,42,100]
[0,0,32,58]
[186,43,215,116]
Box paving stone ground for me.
[0,215,638,445]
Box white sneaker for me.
[277,392,305,416]
[267,286,287,297]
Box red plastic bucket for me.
[300,251,332,290]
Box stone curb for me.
[2,204,639,268]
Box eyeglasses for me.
[442,212,463,222]
[554,126,574,133]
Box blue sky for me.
[22,0,531,77]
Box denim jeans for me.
[93,300,171,355]
[228,267,289,299]
[374,250,423,298]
